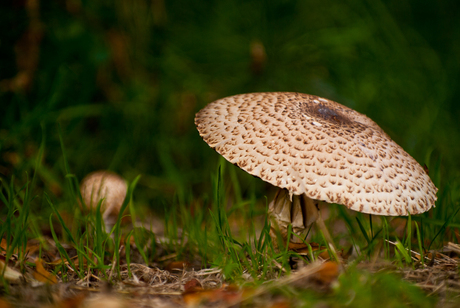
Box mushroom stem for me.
[269,189,317,242]
[268,188,340,259]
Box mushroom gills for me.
[268,189,319,243]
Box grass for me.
[1,0,460,306]
[1,150,458,306]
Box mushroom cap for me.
[195,92,437,216]
[80,170,127,218]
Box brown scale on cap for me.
[195,92,438,216]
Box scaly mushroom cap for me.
[195,92,437,216]
[80,170,127,218]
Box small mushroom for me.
[195,92,438,246]
[80,170,127,220]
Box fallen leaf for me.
[312,261,339,284]
[455,230,460,244]
[318,249,332,260]
[52,292,87,308]
[33,258,57,284]
[183,284,243,307]
[425,252,443,260]
[1,238,46,258]
[0,257,22,282]
[0,239,7,252]
[165,260,190,272]
[184,278,202,292]
[0,298,12,308]
[288,241,323,254]
[288,242,346,260]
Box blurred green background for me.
[1,0,459,215]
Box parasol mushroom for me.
[80,170,128,220]
[195,92,438,248]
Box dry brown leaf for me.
[288,241,346,260]
[183,284,244,307]
[288,241,325,254]
[1,238,44,258]
[48,254,83,267]
[33,258,57,284]
[0,298,12,308]
[454,230,460,243]
[318,249,332,260]
[0,239,7,252]
[312,261,339,284]
[52,292,87,308]
[425,252,443,260]
[184,278,202,292]
[165,261,191,272]
[0,257,22,282]
[48,258,69,266]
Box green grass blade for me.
[125,230,134,279]
[45,194,77,246]
[132,228,150,265]
[395,240,412,264]
[356,217,370,245]
[414,222,424,266]
[369,215,373,239]
[49,214,82,279]
[382,217,390,259]
[46,194,98,270]
[95,199,105,265]
[113,175,141,278]
[427,206,460,251]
